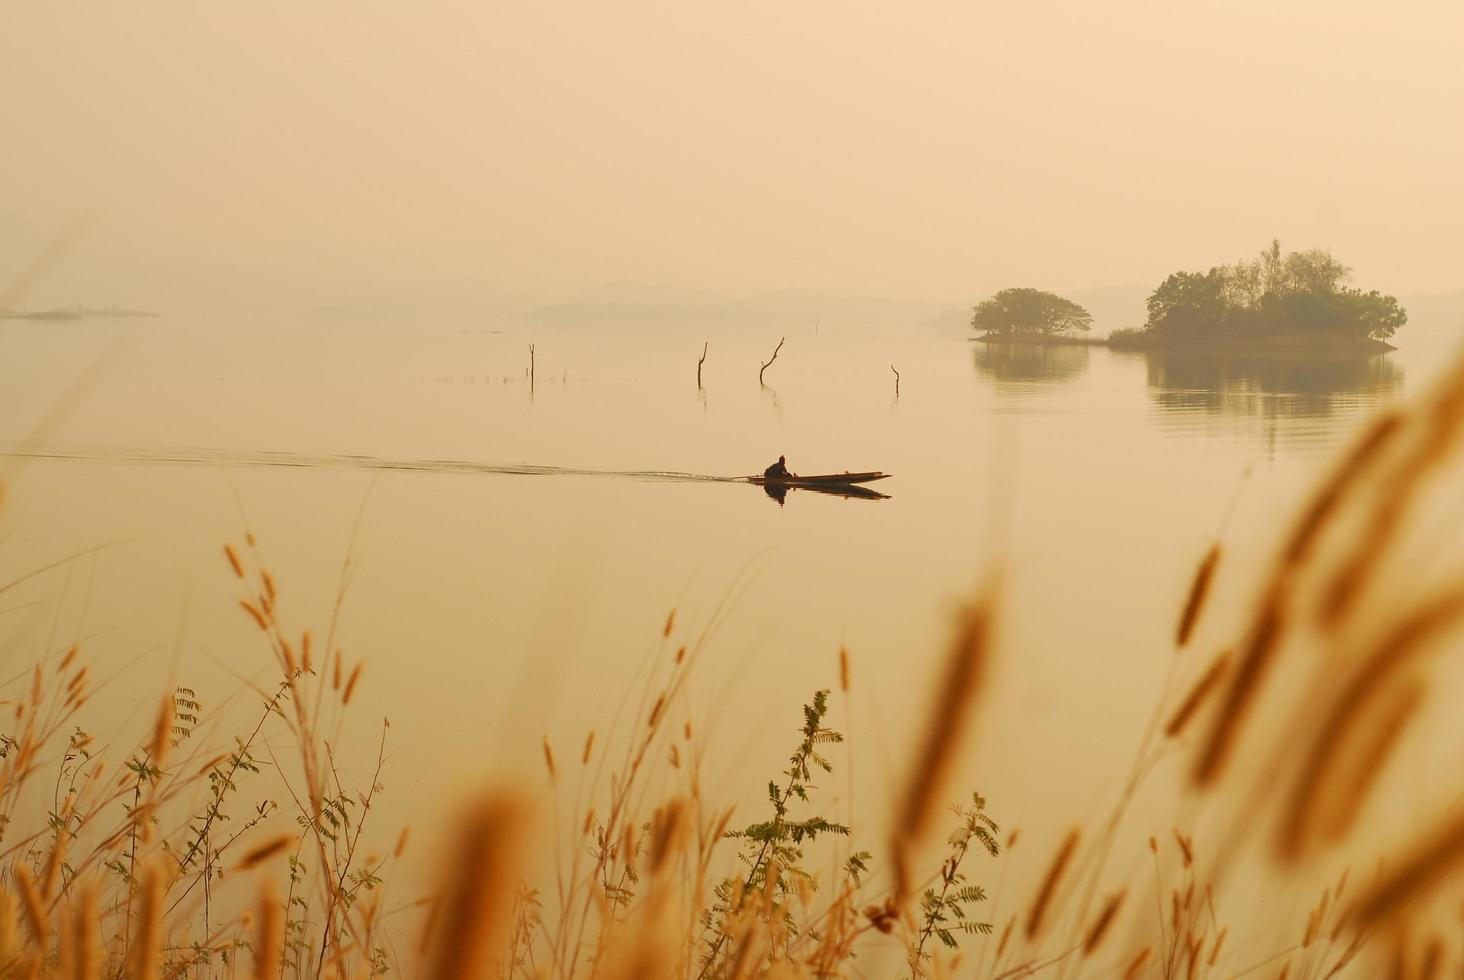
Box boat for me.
[746,471,889,488]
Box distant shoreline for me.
[971,333,1108,347]
[974,332,1396,353]
[0,307,160,321]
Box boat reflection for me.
[760,482,891,506]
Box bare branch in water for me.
[759,337,784,385]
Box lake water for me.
[2,311,1460,915]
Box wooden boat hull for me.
[747,471,888,488]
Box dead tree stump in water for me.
[891,364,900,397]
[698,341,708,388]
[759,337,784,386]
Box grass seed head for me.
[241,598,269,631]
[427,793,527,980]
[1122,945,1153,979]
[14,865,45,943]
[1166,651,1233,738]
[148,695,173,768]
[1176,543,1221,648]
[129,863,164,980]
[235,834,295,870]
[253,886,283,980]
[1209,926,1228,966]
[1026,829,1080,940]
[892,592,992,900]
[1083,889,1127,955]
[1174,830,1195,868]
[342,662,364,705]
[1194,590,1287,787]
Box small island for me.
[969,287,1108,346]
[973,241,1405,353]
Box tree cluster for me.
[970,287,1093,336]
[1138,240,1406,342]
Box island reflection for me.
[971,342,1091,385]
[1129,349,1404,418]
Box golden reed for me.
[128,863,163,980]
[1082,888,1127,955]
[63,887,101,980]
[1325,681,1425,844]
[1122,945,1152,979]
[1193,590,1286,786]
[1278,588,1464,858]
[235,833,295,870]
[253,887,283,980]
[1165,651,1232,738]
[224,543,245,578]
[343,662,364,705]
[1176,543,1221,648]
[1352,805,1464,932]
[14,865,45,945]
[427,793,526,980]
[1025,828,1079,940]
[1280,411,1404,569]
[1319,358,1464,627]
[890,594,992,901]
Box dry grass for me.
[5,354,1464,978]
[0,534,399,978]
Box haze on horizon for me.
[3,2,1463,317]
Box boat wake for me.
[0,444,738,485]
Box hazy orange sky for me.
[4,2,1462,312]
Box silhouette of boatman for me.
[764,455,792,479]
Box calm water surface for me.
[1,313,1458,898]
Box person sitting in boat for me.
[764,455,792,479]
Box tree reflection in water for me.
[1129,350,1404,418]
[971,342,1091,385]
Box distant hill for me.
[527,282,769,324]
[526,282,938,328]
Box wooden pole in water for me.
[698,341,708,389]
[891,364,900,397]
[528,343,535,392]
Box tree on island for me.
[970,288,1093,336]
[1127,240,1406,344]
